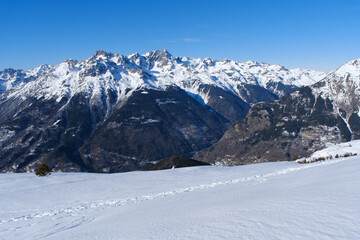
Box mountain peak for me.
[142,49,173,67]
[91,50,112,60]
[145,49,172,58]
[128,52,140,59]
[161,48,170,54]
[347,59,360,66]
[339,59,360,70]
[332,58,360,79]
[157,48,172,58]
[64,59,78,65]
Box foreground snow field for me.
[1,142,360,239]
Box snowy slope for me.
[0,49,326,105]
[296,139,360,163]
[312,59,360,120]
[1,141,359,240]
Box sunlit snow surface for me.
[1,141,360,239]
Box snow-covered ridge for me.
[296,140,360,163]
[311,58,360,120]
[334,59,360,79]
[0,49,326,105]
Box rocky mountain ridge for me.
[0,50,327,172]
[194,59,360,165]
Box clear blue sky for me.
[1,0,359,72]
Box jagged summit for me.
[332,58,360,79]
[127,52,140,59]
[91,49,113,58]
[144,48,171,56]
[144,49,173,64]
[244,60,271,67]
[343,58,360,67]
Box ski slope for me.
[1,142,360,239]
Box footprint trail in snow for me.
[0,158,346,225]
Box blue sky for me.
[1,0,359,72]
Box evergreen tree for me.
[35,163,52,176]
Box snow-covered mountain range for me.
[195,59,360,165]
[0,49,325,104]
[0,49,344,173]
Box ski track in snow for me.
[0,158,346,226]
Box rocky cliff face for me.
[0,50,326,172]
[79,87,230,172]
[194,59,360,165]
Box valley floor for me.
[1,144,360,239]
